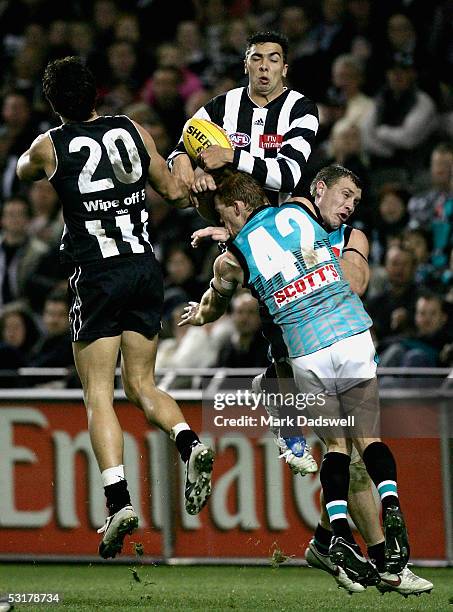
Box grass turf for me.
[0,564,450,611]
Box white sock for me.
[170,422,190,441]
[101,464,125,487]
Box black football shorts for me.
[67,253,164,342]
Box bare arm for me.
[179,252,243,326]
[17,133,55,181]
[340,229,370,296]
[134,121,191,208]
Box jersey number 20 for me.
[69,128,142,194]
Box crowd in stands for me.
[1,0,453,387]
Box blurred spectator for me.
[278,4,316,63]
[369,183,410,266]
[314,78,348,148]
[408,141,453,228]
[23,240,67,315]
[164,243,207,303]
[0,196,48,309]
[429,0,453,90]
[174,20,211,81]
[28,289,73,373]
[91,0,118,49]
[123,104,173,157]
[368,12,439,103]
[67,21,96,70]
[206,18,252,86]
[250,0,282,32]
[291,0,354,102]
[0,90,40,203]
[430,191,453,271]
[401,227,436,287]
[313,53,373,184]
[27,179,63,245]
[379,292,451,367]
[97,40,144,107]
[141,42,205,110]
[198,0,230,62]
[216,292,270,368]
[156,303,222,375]
[328,54,373,141]
[361,52,437,182]
[366,245,418,346]
[46,19,72,63]
[345,0,381,84]
[141,65,188,145]
[136,0,198,49]
[0,301,41,370]
[146,186,205,264]
[4,42,48,105]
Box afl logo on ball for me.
[229,132,251,147]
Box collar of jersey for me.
[246,87,289,108]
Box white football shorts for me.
[290,330,378,396]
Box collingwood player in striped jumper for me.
[170,30,320,470]
[180,169,415,591]
[168,31,318,205]
[16,56,214,559]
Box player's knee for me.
[349,459,372,493]
[122,378,143,406]
[123,376,157,407]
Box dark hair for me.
[433,141,453,156]
[45,288,69,307]
[3,195,33,218]
[246,31,289,64]
[378,182,411,206]
[417,290,448,314]
[310,165,362,198]
[402,226,433,253]
[216,170,268,211]
[0,302,41,352]
[43,56,97,121]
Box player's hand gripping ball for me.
[183,118,233,163]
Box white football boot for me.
[377,566,434,597]
[305,538,365,593]
[97,504,139,559]
[184,442,214,515]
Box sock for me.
[104,480,131,515]
[368,541,386,572]
[170,422,191,440]
[175,429,200,462]
[101,464,125,487]
[362,442,400,515]
[320,452,355,543]
[313,523,332,555]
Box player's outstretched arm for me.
[133,121,191,208]
[340,229,370,296]
[179,252,243,326]
[191,226,230,248]
[16,133,54,181]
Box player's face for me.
[245,42,288,99]
[316,177,361,229]
[214,197,244,238]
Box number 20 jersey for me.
[48,115,153,265]
[229,202,372,357]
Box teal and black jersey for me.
[229,201,372,358]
